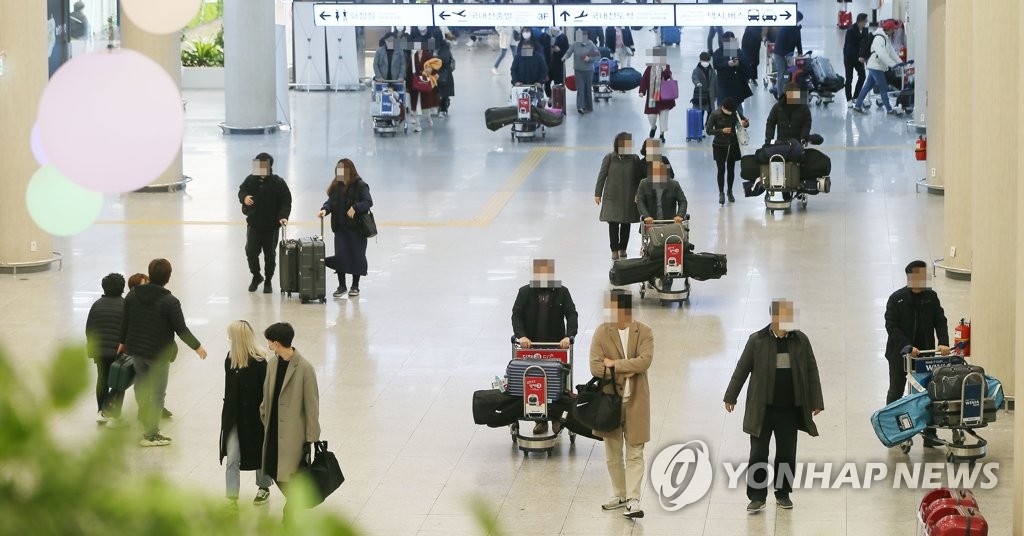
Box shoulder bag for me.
[357,211,378,239]
[658,78,679,101]
[574,367,622,432]
[295,440,345,507]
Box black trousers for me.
[844,57,866,101]
[886,356,938,437]
[94,356,125,416]
[713,143,739,194]
[607,222,631,252]
[245,226,279,277]
[747,406,800,501]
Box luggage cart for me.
[371,80,407,137]
[864,60,914,114]
[510,86,545,142]
[760,154,806,212]
[594,58,614,101]
[897,346,997,463]
[638,219,691,305]
[508,338,576,455]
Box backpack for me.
[859,33,880,60]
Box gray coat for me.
[563,40,599,72]
[691,64,718,111]
[373,46,407,81]
[595,153,642,223]
[723,326,825,438]
[635,178,687,220]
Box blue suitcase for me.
[506,359,565,403]
[661,26,681,46]
[686,107,704,141]
[870,391,931,448]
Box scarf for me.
[421,57,443,88]
[648,65,663,109]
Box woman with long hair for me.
[318,158,374,297]
[219,320,271,510]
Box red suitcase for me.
[920,488,980,519]
[838,10,853,29]
[552,84,566,111]
[926,505,988,536]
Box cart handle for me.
[901,341,966,356]
[511,335,574,347]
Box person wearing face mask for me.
[511,258,579,434]
[595,132,643,260]
[510,39,548,88]
[884,260,950,447]
[724,299,824,515]
[317,159,373,298]
[852,19,903,115]
[406,41,440,132]
[373,31,407,82]
[238,153,292,293]
[705,97,749,205]
[563,30,600,114]
[765,82,812,144]
[545,27,570,99]
[492,26,516,75]
[604,26,635,69]
[712,32,753,113]
[639,47,675,143]
[691,52,717,125]
[636,158,686,225]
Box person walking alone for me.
[318,159,374,298]
[705,97,749,205]
[843,13,870,107]
[639,47,675,143]
[595,132,643,260]
[564,30,600,115]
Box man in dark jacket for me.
[238,153,292,294]
[636,160,687,223]
[512,258,579,434]
[86,273,126,424]
[843,13,870,105]
[765,82,812,144]
[884,260,950,446]
[510,40,548,87]
[118,259,207,447]
[724,299,824,514]
[770,10,803,98]
[712,32,754,113]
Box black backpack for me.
[859,33,879,60]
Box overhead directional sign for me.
[677,3,798,27]
[436,4,552,28]
[311,2,797,29]
[556,4,675,28]
[312,3,433,27]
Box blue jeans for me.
[493,47,511,69]
[855,68,892,111]
[575,68,594,112]
[773,53,788,97]
[225,427,273,499]
[133,357,170,437]
[707,26,724,52]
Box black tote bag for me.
[296,441,345,507]
[574,368,622,432]
[358,211,378,238]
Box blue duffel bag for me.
[609,67,642,91]
[870,391,931,448]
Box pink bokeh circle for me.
[36,49,183,194]
[31,123,48,165]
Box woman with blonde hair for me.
[219,320,271,510]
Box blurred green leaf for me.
[47,345,89,409]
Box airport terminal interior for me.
[1,0,1021,535]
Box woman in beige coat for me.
[589,290,654,520]
[260,322,321,516]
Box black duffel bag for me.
[575,369,622,432]
[928,364,987,401]
[609,256,663,286]
[472,389,522,427]
[684,251,727,281]
[294,441,344,507]
[549,393,602,441]
[485,106,518,131]
[740,154,760,181]
[755,139,805,164]
[802,148,832,179]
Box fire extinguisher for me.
[914,136,927,161]
[953,319,971,357]
[899,45,907,62]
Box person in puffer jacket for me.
[86,273,127,424]
[765,82,812,144]
[852,20,903,115]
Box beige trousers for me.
[604,429,646,501]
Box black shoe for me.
[719,193,725,205]
[727,191,735,203]
[263,281,272,294]
[248,275,264,292]
[776,495,793,509]
[161,408,173,420]
[348,287,360,297]
[659,133,666,143]
[648,128,656,139]
[577,108,584,115]
[333,286,347,298]
[746,500,766,514]
[923,434,943,448]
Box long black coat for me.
[884,287,950,362]
[712,48,753,104]
[220,356,268,471]
[322,179,373,276]
[547,33,570,83]
[435,43,455,98]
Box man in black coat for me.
[765,83,812,144]
[118,259,207,447]
[238,153,292,294]
[712,32,754,113]
[843,13,870,105]
[86,273,127,424]
[884,260,950,446]
[512,258,579,434]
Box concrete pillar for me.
[1016,0,1024,527]
[119,9,185,190]
[222,0,278,133]
[968,0,1018,396]
[939,0,971,275]
[0,1,54,269]
[921,0,943,188]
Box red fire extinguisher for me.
[899,45,907,62]
[953,319,971,357]
[915,136,927,161]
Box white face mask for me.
[778,321,797,332]
[700,61,710,68]
[418,26,427,33]
[522,32,532,39]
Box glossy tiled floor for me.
[1,3,1014,536]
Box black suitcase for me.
[279,225,327,304]
[928,364,987,401]
[609,257,663,286]
[683,251,727,281]
[930,398,999,427]
[472,389,522,427]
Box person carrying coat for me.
[705,97,749,205]
[724,299,824,514]
[512,258,579,434]
[407,47,440,132]
[373,32,407,81]
[86,273,127,425]
[238,153,292,294]
[435,39,456,117]
[712,32,754,113]
[591,290,653,520]
[884,260,950,447]
[765,82,812,144]
[318,158,373,298]
[639,47,675,143]
[604,26,635,68]
[595,132,643,260]
[636,160,687,224]
[260,322,320,523]
[690,52,717,125]
[510,39,548,86]
[853,20,902,115]
[220,320,271,509]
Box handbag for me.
[574,367,622,432]
[295,441,345,507]
[658,79,679,101]
[357,211,378,238]
[411,75,433,93]
[734,114,750,146]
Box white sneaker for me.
[140,433,172,447]
[623,499,644,519]
[96,411,109,424]
[601,497,628,510]
[413,122,422,133]
[106,417,127,428]
[491,67,500,75]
